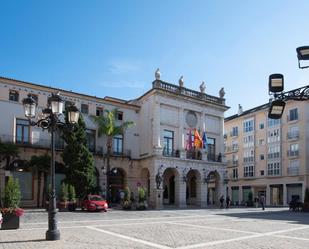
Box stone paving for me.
[1,207,309,248]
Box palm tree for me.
[29,154,50,207]
[93,109,134,201]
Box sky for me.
[1,0,309,117]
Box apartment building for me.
[0,72,229,208]
[225,98,309,206]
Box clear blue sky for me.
[1,0,309,116]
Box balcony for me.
[0,134,65,150]
[229,131,239,137]
[225,146,238,153]
[152,80,225,105]
[287,167,299,176]
[287,131,300,140]
[287,150,299,157]
[243,157,254,163]
[112,150,131,158]
[163,149,180,158]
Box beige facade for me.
[225,99,309,206]
[0,75,229,209]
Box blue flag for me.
[202,131,208,150]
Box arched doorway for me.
[186,169,201,205]
[109,168,126,203]
[162,168,178,205]
[206,170,220,205]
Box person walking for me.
[260,195,265,210]
[226,195,231,209]
[220,195,224,208]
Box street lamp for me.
[296,46,309,69]
[22,92,79,241]
[268,46,309,119]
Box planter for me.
[58,201,68,211]
[136,201,148,210]
[1,213,20,230]
[68,202,77,212]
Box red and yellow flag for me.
[194,129,203,149]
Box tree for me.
[0,141,19,169]
[0,141,19,207]
[2,176,21,209]
[29,154,50,207]
[93,108,134,200]
[62,112,96,198]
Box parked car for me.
[0,212,2,224]
[81,195,108,212]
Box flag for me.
[194,129,203,149]
[202,131,208,150]
[186,129,193,150]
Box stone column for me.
[179,107,186,159]
[239,186,243,205]
[152,188,164,210]
[200,181,208,208]
[266,185,271,206]
[152,96,162,155]
[175,177,187,208]
[283,184,287,206]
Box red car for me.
[81,195,108,212]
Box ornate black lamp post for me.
[22,92,79,241]
[268,46,309,119]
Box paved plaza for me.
[1,207,309,248]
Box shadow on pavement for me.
[0,239,46,244]
[217,210,309,225]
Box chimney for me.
[238,104,243,115]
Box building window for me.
[267,162,280,176]
[96,107,104,116]
[113,134,123,155]
[244,165,254,177]
[86,129,96,152]
[243,149,254,163]
[260,170,264,176]
[232,140,238,151]
[16,119,30,144]
[288,143,299,157]
[288,126,299,139]
[243,134,254,148]
[268,145,280,159]
[288,160,299,175]
[260,154,264,160]
[207,137,216,161]
[81,104,89,114]
[117,112,123,121]
[232,168,238,179]
[243,119,254,133]
[259,123,264,129]
[163,130,174,156]
[259,139,265,146]
[289,108,298,121]
[268,118,280,127]
[9,90,19,102]
[232,154,238,165]
[231,126,238,137]
[267,128,280,143]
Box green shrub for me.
[68,185,76,202]
[124,187,131,202]
[60,183,68,202]
[138,187,146,203]
[2,176,21,208]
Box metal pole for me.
[46,124,60,240]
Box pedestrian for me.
[220,195,224,208]
[260,195,265,210]
[255,196,259,208]
[226,195,231,208]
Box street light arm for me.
[272,85,309,101]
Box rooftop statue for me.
[219,87,225,98]
[200,81,206,93]
[155,68,161,80]
[179,76,184,87]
